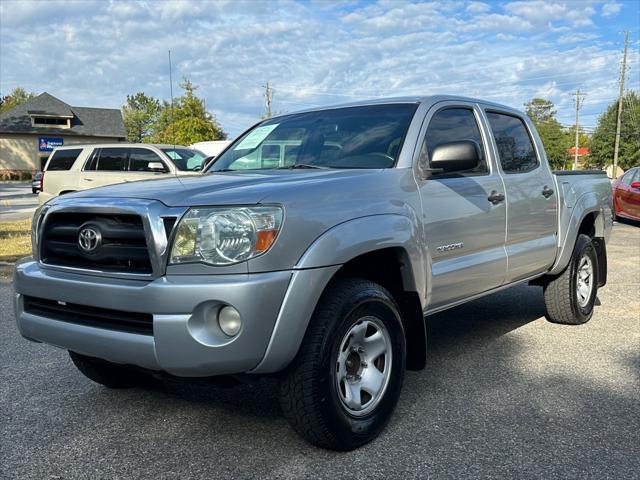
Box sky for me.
[1,0,639,138]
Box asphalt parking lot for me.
[1,223,638,479]
[0,183,38,221]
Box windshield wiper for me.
[277,164,330,170]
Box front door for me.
[484,111,558,282]
[417,103,507,309]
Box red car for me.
[612,166,640,222]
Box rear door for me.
[80,147,128,189]
[416,102,507,309]
[484,110,558,282]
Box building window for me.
[32,117,70,127]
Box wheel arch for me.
[252,216,428,374]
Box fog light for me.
[218,306,242,336]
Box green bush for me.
[0,169,33,181]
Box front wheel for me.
[279,278,406,451]
[69,351,145,388]
[543,234,598,325]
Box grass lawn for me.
[0,218,32,280]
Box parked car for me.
[189,140,231,158]
[38,144,207,204]
[15,96,612,450]
[612,166,640,222]
[32,171,43,194]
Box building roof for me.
[0,92,126,138]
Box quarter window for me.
[45,149,82,171]
[486,112,539,173]
[421,108,488,175]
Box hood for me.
[66,169,380,207]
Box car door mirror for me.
[148,162,167,173]
[429,141,480,173]
[630,181,640,189]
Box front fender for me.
[251,214,426,374]
[295,214,425,301]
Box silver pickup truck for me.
[14,96,612,450]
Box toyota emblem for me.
[78,227,101,253]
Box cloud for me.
[601,2,622,17]
[466,2,491,14]
[0,0,637,135]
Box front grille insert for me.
[23,296,153,335]
[40,212,152,274]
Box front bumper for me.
[14,260,295,376]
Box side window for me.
[421,108,488,175]
[96,148,128,171]
[621,169,636,186]
[128,148,166,172]
[45,149,82,171]
[486,112,539,173]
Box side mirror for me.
[429,141,480,173]
[631,181,640,189]
[148,162,166,172]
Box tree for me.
[589,91,640,171]
[122,92,160,143]
[524,98,557,124]
[524,97,571,169]
[0,87,36,113]
[152,79,226,145]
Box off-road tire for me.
[543,234,598,325]
[279,277,406,451]
[69,351,145,388]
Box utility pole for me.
[613,30,629,177]
[263,81,273,118]
[572,89,585,170]
[168,50,175,147]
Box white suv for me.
[39,143,207,204]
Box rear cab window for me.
[45,149,83,171]
[486,112,539,173]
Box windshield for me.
[208,104,418,172]
[162,148,207,171]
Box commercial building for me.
[0,92,126,173]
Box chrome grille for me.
[40,212,152,274]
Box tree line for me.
[524,93,639,171]
[1,85,638,170]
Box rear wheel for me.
[543,234,598,325]
[279,278,406,451]
[69,351,145,388]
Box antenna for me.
[169,50,175,148]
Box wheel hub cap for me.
[335,316,392,417]
[576,255,594,308]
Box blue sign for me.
[38,137,64,152]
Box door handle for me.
[488,190,505,204]
[542,185,554,198]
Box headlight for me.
[169,206,283,266]
[31,203,51,258]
